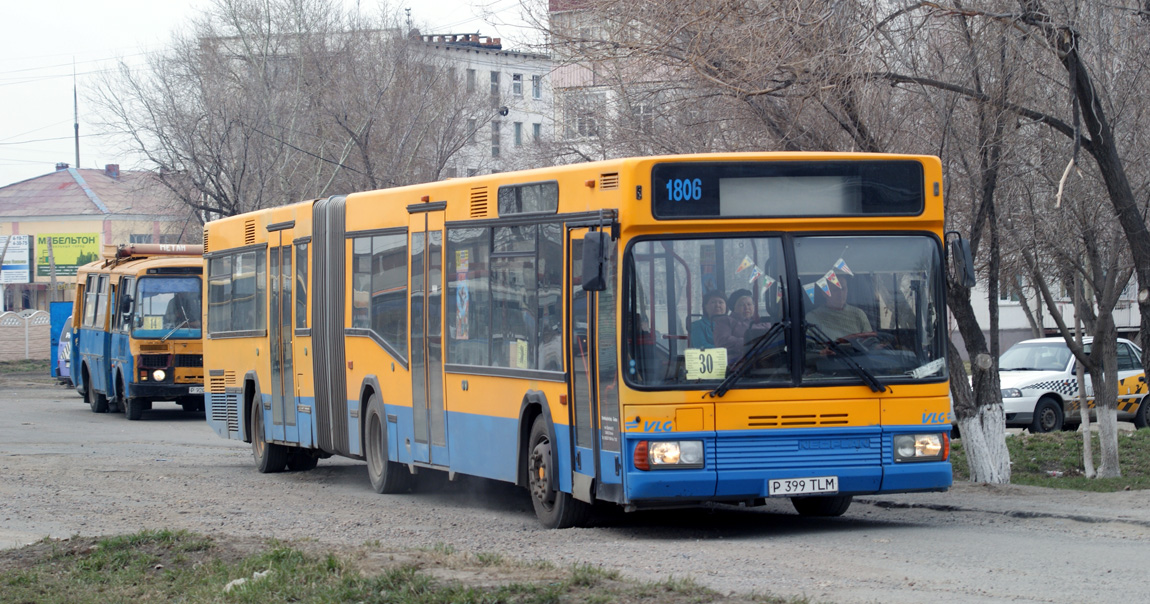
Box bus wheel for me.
[251,402,288,473]
[792,495,853,517]
[365,394,410,493]
[180,397,204,412]
[125,397,145,421]
[86,377,108,414]
[287,448,319,472]
[527,415,589,529]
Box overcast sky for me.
[0,0,536,187]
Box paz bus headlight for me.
[152,369,167,382]
[893,433,948,462]
[634,440,704,470]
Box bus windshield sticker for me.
[911,358,945,379]
[685,348,727,380]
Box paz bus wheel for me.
[526,415,590,529]
[251,401,288,473]
[792,495,853,517]
[125,397,145,421]
[86,375,108,414]
[365,393,411,493]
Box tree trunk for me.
[1091,315,1121,477]
[948,292,1010,483]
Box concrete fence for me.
[0,310,51,362]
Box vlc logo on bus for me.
[626,420,674,432]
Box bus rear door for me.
[409,205,447,466]
[268,227,298,444]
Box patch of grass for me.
[0,529,814,604]
[951,429,1150,491]
[473,552,504,567]
[0,359,50,375]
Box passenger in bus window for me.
[165,292,202,330]
[715,289,771,362]
[689,290,727,348]
[806,277,871,341]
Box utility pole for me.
[74,59,80,169]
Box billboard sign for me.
[0,235,32,284]
[36,233,101,277]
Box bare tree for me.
[92,0,487,219]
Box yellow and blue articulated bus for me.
[203,153,973,527]
[73,244,205,421]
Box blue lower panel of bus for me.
[625,426,951,502]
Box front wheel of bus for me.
[251,401,288,473]
[527,416,590,529]
[792,495,853,517]
[365,394,411,493]
[125,397,145,421]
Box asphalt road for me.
[2,375,1149,603]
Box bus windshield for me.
[623,234,946,389]
[132,276,203,340]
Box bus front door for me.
[409,208,447,466]
[567,228,622,504]
[268,231,298,444]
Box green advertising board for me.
[36,233,101,277]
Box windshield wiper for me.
[805,322,887,393]
[706,321,788,398]
[161,319,188,342]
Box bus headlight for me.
[893,433,947,462]
[152,369,167,382]
[634,440,704,470]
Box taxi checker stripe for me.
[1029,379,1080,397]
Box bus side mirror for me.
[120,296,133,315]
[947,233,977,288]
[581,231,610,292]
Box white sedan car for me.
[998,337,1149,432]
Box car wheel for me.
[1134,398,1150,429]
[1030,396,1064,433]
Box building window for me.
[564,92,606,139]
[466,69,476,93]
[490,71,500,96]
[491,121,501,158]
[467,168,479,177]
[633,101,655,134]
[512,74,523,96]
[514,122,523,146]
[533,123,541,142]
[532,75,542,99]
[467,118,477,145]
[129,234,152,244]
